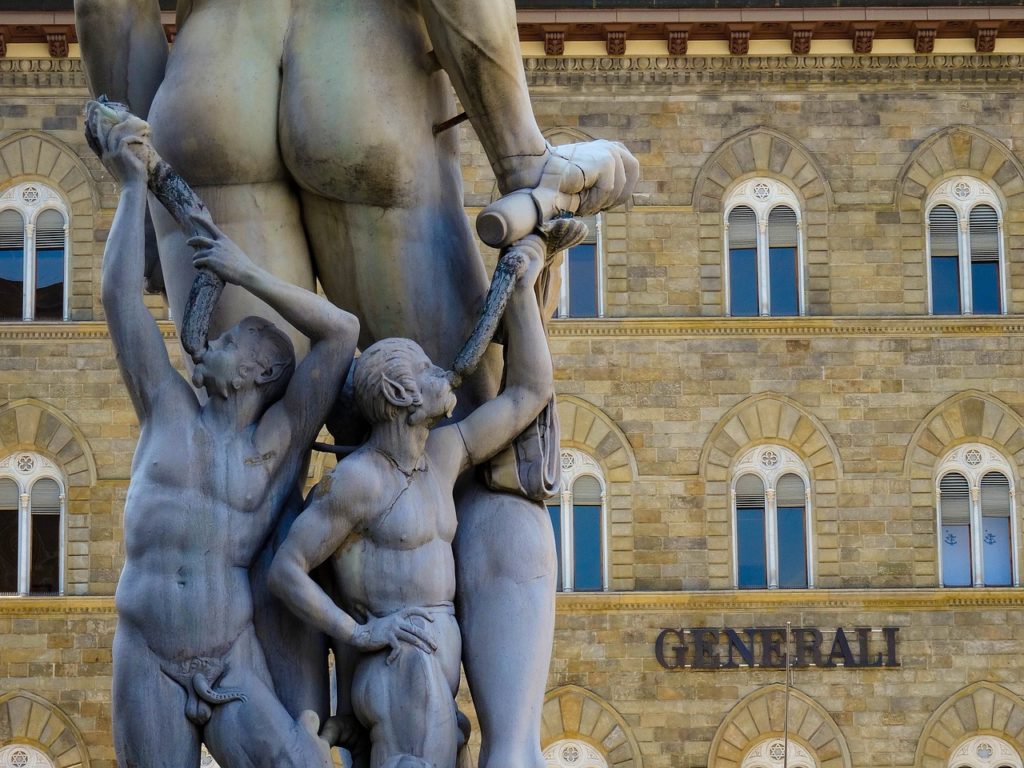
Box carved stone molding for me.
[666,26,688,56]
[728,26,751,56]
[522,54,1024,89]
[853,24,876,54]
[914,24,938,54]
[544,27,566,56]
[0,33,6,59]
[976,24,999,53]
[44,31,68,59]
[606,26,628,56]
[790,26,813,56]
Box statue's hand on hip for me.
[352,610,438,664]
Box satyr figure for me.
[76,1,639,763]
[91,107,359,768]
[268,235,553,768]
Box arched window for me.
[724,178,804,317]
[927,177,1005,316]
[732,445,812,589]
[741,738,818,768]
[547,449,608,592]
[544,739,608,768]
[0,743,56,768]
[937,444,1017,587]
[0,451,66,595]
[554,214,603,318]
[0,182,69,321]
[948,735,1023,768]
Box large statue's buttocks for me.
[280,0,459,208]
[147,0,290,186]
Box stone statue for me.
[75,2,639,764]
[89,105,358,768]
[268,234,553,768]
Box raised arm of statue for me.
[420,0,640,242]
[74,0,168,118]
[91,106,192,421]
[443,234,553,471]
[187,226,360,461]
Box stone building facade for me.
[3,3,1024,768]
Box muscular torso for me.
[330,451,458,620]
[115,409,295,660]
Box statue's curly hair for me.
[353,338,426,424]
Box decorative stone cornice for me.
[0,57,86,88]
[547,316,1024,339]
[556,587,1024,613]
[5,588,1024,617]
[0,321,176,340]
[523,53,1024,88]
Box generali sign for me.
[655,626,900,670]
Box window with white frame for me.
[948,735,1023,768]
[724,178,803,317]
[0,182,69,322]
[927,177,1005,316]
[0,451,65,595]
[741,738,818,768]
[543,740,608,768]
[547,448,607,592]
[554,214,603,319]
[937,444,1017,588]
[732,445,812,589]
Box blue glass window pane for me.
[971,261,1001,315]
[982,516,1012,586]
[547,505,562,592]
[572,504,602,591]
[942,524,972,586]
[567,244,598,318]
[729,248,758,316]
[0,247,24,320]
[931,256,961,314]
[35,247,64,320]
[777,506,808,588]
[737,507,767,588]
[768,247,799,316]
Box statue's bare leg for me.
[203,628,332,768]
[279,7,553,767]
[350,614,462,768]
[112,623,201,768]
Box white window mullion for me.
[62,224,70,322]
[959,215,972,315]
[970,483,984,587]
[22,223,34,321]
[595,215,605,318]
[757,216,770,317]
[18,490,29,594]
[560,486,572,591]
[58,492,66,595]
[765,487,779,588]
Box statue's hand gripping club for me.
[85,98,220,360]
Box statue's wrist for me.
[494,149,549,195]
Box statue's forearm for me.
[419,0,548,193]
[75,0,167,117]
[236,265,357,344]
[268,555,360,643]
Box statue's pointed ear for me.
[255,361,289,386]
[381,373,414,408]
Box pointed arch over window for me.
[936,444,1017,587]
[0,182,69,321]
[547,448,608,592]
[927,177,1005,316]
[725,179,805,317]
[732,445,812,589]
[0,451,66,595]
